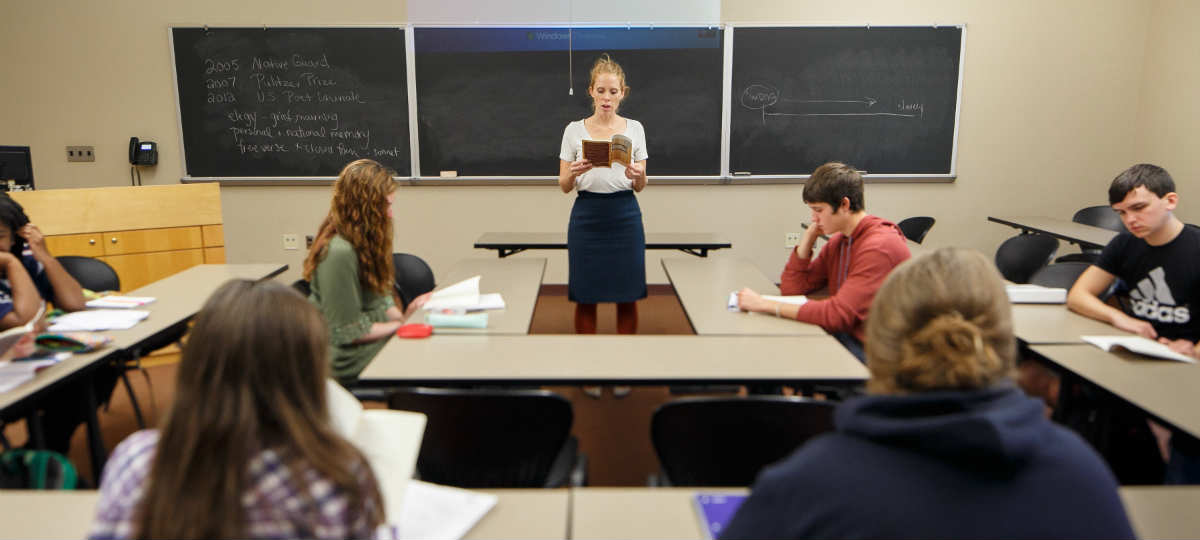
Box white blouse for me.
[558,119,649,193]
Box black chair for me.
[651,396,835,486]
[393,253,436,311]
[291,279,311,297]
[1029,262,1091,290]
[994,234,1059,284]
[56,256,119,292]
[387,387,586,488]
[1056,205,1124,263]
[56,256,155,428]
[897,216,936,244]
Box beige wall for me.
[1135,0,1199,225]
[0,0,1171,286]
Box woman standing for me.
[304,159,429,384]
[558,54,649,335]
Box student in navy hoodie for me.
[721,248,1134,540]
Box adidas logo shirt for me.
[1097,223,1200,342]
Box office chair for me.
[651,396,835,486]
[897,216,936,244]
[387,387,586,488]
[1056,205,1123,263]
[290,279,311,297]
[56,256,153,428]
[393,253,436,311]
[994,233,1059,284]
[1029,262,1091,290]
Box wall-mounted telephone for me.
[128,137,158,166]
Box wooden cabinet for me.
[12,184,225,292]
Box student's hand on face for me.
[1115,315,1157,339]
[18,224,46,254]
[736,287,766,312]
[570,159,593,178]
[1158,338,1199,358]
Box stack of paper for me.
[48,310,149,331]
[85,296,156,309]
[397,481,498,539]
[1005,284,1067,304]
[423,276,505,312]
[1082,335,1196,363]
[0,353,71,393]
[727,292,807,312]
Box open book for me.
[0,301,45,358]
[582,134,632,167]
[727,292,807,312]
[326,380,427,524]
[422,276,505,312]
[1082,335,1197,363]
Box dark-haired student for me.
[90,280,385,539]
[736,162,910,358]
[0,194,107,456]
[1068,163,1200,483]
[722,248,1134,540]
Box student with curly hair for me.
[304,159,430,383]
[722,248,1133,539]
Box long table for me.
[1010,303,1133,344]
[425,258,546,334]
[661,257,827,336]
[360,335,867,387]
[0,263,287,479]
[988,215,1118,249]
[475,232,731,258]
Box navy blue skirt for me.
[568,190,647,304]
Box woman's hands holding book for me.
[568,159,593,179]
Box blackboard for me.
[413,27,724,177]
[171,27,411,177]
[730,26,963,176]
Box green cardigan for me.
[308,236,394,382]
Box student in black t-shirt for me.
[1068,163,1199,358]
[1068,163,1200,484]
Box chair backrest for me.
[387,387,573,488]
[56,256,119,292]
[651,396,835,486]
[291,279,311,297]
[1072,205,1124,233]
[994,234,1059,284]
[1029,261,1091,290]
[896,216,936,244]
[393,253,435,310]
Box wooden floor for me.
[3,284,711,486]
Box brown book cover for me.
[582,134,633,168]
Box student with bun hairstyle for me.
[722,248,1133,540]
[558,53,649,336]
[304,159,430,383]
[90,280,385,539]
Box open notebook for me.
[1082,336,1197,363]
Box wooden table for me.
[475,232,731,258]
[1031,344,1200,439]
[360,335,867,387]
[0,488,569,540]
[988,216,1118,249]
[424,258,546,334]
[661,257,826,336]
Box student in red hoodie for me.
[737,162,910,358]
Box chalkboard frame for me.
[171,23,965,185]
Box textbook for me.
[582,134,632,167]
[326,380,427,524]
[1005,284,1067,304]
[1081,335,1197,363]
[692,493,747,540]
[422,276,506,312]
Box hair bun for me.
[895,312,995,390]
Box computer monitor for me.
[0,146,33,190]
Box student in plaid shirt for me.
[89,280,386,539]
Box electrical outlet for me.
[66,145,95,162]
[785,231,804,248]
[282,233,299,250]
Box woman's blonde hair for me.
[303,159,397,295]
[135,280,384,538]
[589,53,630,96]
[865,247,1016,394]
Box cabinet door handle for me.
[111,237,118,244]
[88,239,96,245]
